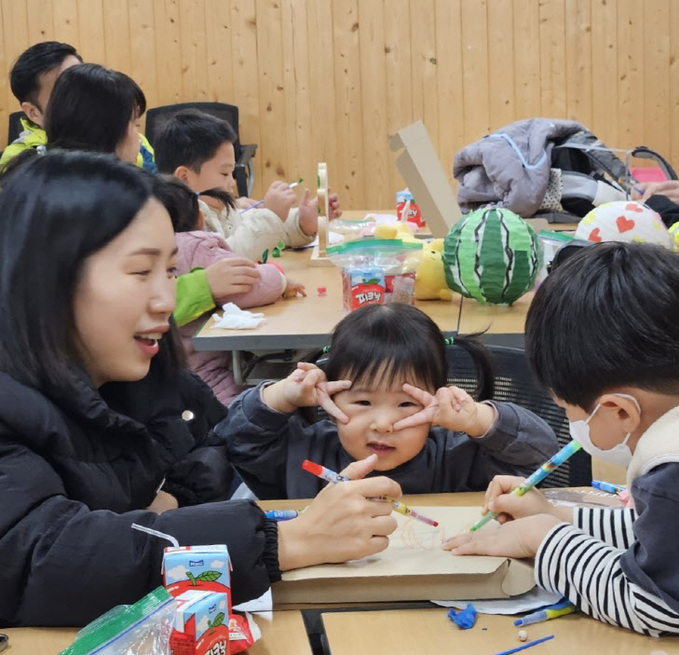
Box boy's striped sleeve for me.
[536,522,679,636]
[574,506,637,548]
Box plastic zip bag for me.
[58,587,176,655]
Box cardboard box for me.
[272,506,535,605]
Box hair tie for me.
[36,145,46,155]
[444,337,455,346]
[322,346,330,354]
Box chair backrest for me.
[446,344,591,487]
[8,111,26,144]
[144,102,242,152]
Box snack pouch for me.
[57,587,176,655]
[328,238,422,311]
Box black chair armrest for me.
[234,143,257,197]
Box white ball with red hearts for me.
[575,201,672,249]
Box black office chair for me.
[8,111,26,144]
[144,101,257,198]
[446,344,591,488]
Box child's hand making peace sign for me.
[393,384,498,437]
[261,362,351,423]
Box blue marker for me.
[264,509,299,521]
[514,599,576,626]
[591,479,625,494]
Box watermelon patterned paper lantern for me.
[575,201,672,249]
[443,207,542,305]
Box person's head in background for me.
[321,303,493,471]
[526,241,679,463]
[9,41,82,127]
[0,151,178,393]
[45,63,144,163]
[154,109,238,195]
[154,174,236,233]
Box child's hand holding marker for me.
[261,362,351,422]
[393,384,497,437]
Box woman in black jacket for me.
[0,151,400,627]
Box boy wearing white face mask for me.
[445,242,679,636]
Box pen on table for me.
[301,460,439,527]
[514,599,576,626]
[240,177,303,214]
[492,634,555,655]
[469,440,582,532]
[591,479,625,494]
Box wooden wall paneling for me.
[151,0,182,109]
[75,0,105,65]
[177,0,209,101]
[434,0,463,191]
[280,0,313,199]
[331,0,365,207]
[538,0,567,118]
[409,0,439,145]
[487,0,516,131]
[669,1,679,168]
[128,0,158,108]
[383,0,414,204]
[102,0,132,75]
[2,1,29,79]
[564,0,592,128]
[460,0,490,143]
[642,0,670,159]
[511,0,541,121]
[26,0,56,48]
[203,0,235,103]
[52,0,79,50]
[255,0,288,190]
[616,0,644,155]
[230,0,263,197]
[590,0,618,147]
[0,2,11,133]
[306,0,338,200]
[358,0,389,205]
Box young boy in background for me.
[154,109,340,262]
[1,41,155,172]
[446,242,679,636]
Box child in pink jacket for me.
[156,176,305,404]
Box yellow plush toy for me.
[373,222,419,242]
[414,239,453,301]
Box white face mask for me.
[568,393,641,467]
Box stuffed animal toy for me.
[373,222,419,242]
[414,239,453,301]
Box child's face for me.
[185,141,236,195]
[333,375,431,471]
[72,198,177,387]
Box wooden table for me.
[322,607,679,655]
[192,211,567,383]
[2,609,312,655]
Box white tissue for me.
[211,302,265,329]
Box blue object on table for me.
[493,634,555,655]
[447,603,477,629]
[514,599,576,626]
[591,479,625,494]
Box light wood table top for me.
[322,607,679,655]
[2,609,312,655]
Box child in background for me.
[216,303,559,499]
[154,109,340,262]
[155,175,305,405]
[0,41,155,172]
[445,242,679,636]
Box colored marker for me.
[514,599,576,626]
[264,509,300,521]
[492,635,555,655]
[301,460,439,527]
[469,440,582,532]
[240,177,303,214]
[591,479,625,494]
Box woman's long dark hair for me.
[0,150,179,391]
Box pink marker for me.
[301,460,439,527]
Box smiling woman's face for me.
[71,198,178,387]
